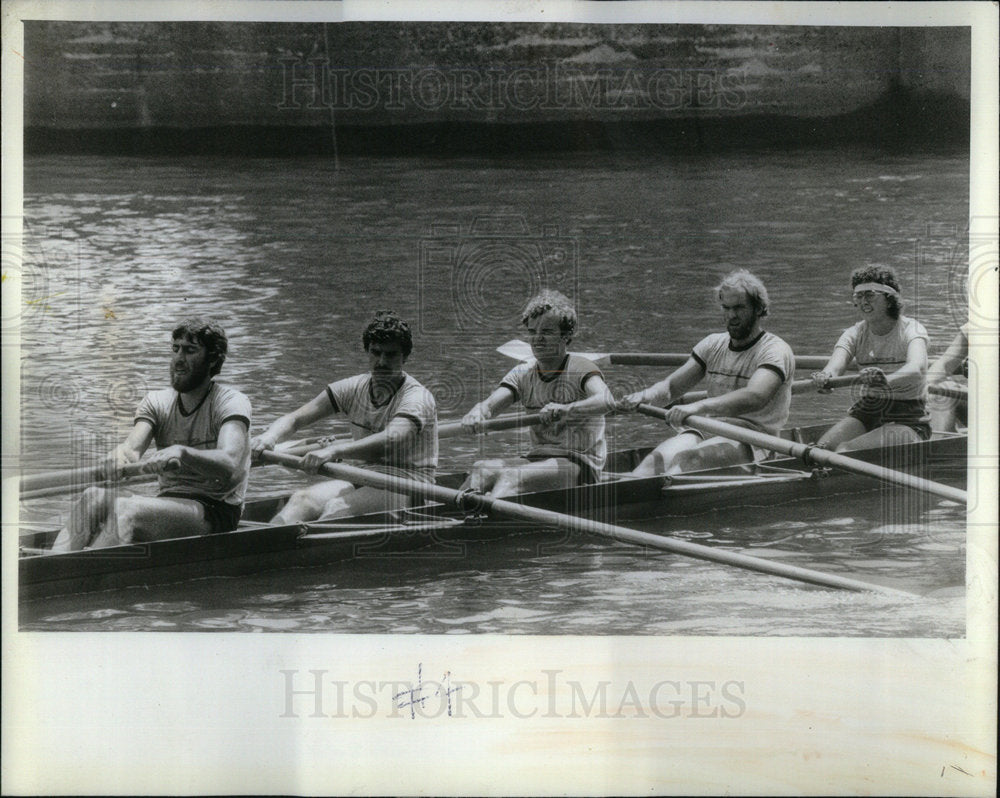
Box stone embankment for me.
[24,22,969,154]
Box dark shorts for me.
[525,451,600,486]
[847,398,932,441]
[159,492,243,533]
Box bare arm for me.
[105,419,155,475]
[251,390,336,456]
[927,330,967,383]
[811,347,852,387]
[574,374,615,415]
[540,374,614,424]
[300,416,420,473]
[142,419,249,484]
[884,336,927,393]
[618,356,705,409]
[667,367,783,423]
[462,386,517,431]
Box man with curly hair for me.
[52,318,252,551]
[460,289,614,498]
[251,310,438,522]
[618,270,795,475]
[810,264,931,450]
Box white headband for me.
[853,282,900,298]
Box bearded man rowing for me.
[51,319,251,551]
[618,270,795,475]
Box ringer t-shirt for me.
[834,316,929,401]
[325,372,438,479]
[135,382,252,506]
[499,354,607,474]
[691,331,795,435]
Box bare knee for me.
[81,485,107,503]
[276,488,324,522]
[110,498,140,544]
[665,450,696,475]
[463,460,503,492]
[631,453,664,477]
[490,472,522,498]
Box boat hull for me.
[19,428,967,600]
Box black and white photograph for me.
[3,1,997,794]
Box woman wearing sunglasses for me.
[810,265,931,452]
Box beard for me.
[727,317,755,342]
[171,360,211,392]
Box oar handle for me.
[269,415,543,459]
[607,353,834,370]
[438,413,543,437]
[499,341,839,371]
[19,459,156,494]
[636,404,967,505]
[928,383,968,401]
[672,375,965,406]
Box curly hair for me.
[715,269,770,317]
[520,289,577,341]
[850,264,901,319]
[362,310,413,357]
[172,318,228,376]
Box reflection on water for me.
[18,150,969,635]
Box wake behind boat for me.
[19,422,967,600]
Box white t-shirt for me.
[325,372,438,479]
[691,331,794,435]
[135,382,251,505]
[834,316,928,401]
[499,354,607,474]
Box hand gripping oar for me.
[258,450,914,596]
[636,405,967,505]
[19,460,156,495]
[17,433,333,498]
[498,339,834,371]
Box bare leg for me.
[835,423,921,453]
[51,486,120,552]
[318,486,413,520]
[490,457,580,499]
[271,479,356,523]
[89,495,212,548]
[665,437,754,475]
[816,417,867,450]
[630,432,702,477]
[459,459,508,494]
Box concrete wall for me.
[25,22,969,129]
[22,22,970,154]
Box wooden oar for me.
[19,460,154,494]
[926,382,968,401]
[667,375,966,406]
[17,433,345,498]
[277,413,544,457]
[439,412,542,437]
[258,450,913,596]
[498,339,834,370]
[636,404,967,505]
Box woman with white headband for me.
[810,264,931,451]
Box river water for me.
[16,147,969,635]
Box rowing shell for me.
[18,424,967,600]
